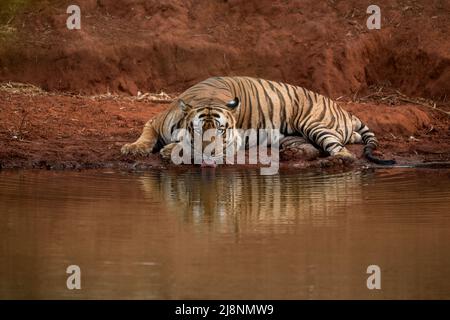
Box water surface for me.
[1,168,449,299]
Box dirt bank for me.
[1,0,450,101]
[0,0,449,171]
[1,86,449,171]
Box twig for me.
[17,110,29,138]
[397,97,450,116]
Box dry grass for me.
[89,91,175,103]
[0,82,46,95]
[347,85,450,116]
[0,81,176,103]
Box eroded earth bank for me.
[0,0,449,170]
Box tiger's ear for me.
[178,99,192,113]
[226,97,240,109]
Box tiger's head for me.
[177,97,242,166]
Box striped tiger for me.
[121,76,395,165]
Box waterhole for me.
[0,168,449,299]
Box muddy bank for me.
[1,0,449,171]
[1,88,449,171]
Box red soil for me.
[0,0,449,170]
[1,89,449,170]
[1,0,450,100]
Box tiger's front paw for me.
[121,142,152,156]
[159,143,178,161]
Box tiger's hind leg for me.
[280,136,321,161]
[349,132,362,144]
[307,127,356,162]
[332,147,355,162]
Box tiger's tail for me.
[352,115,396,165]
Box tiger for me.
[121,76,395,165]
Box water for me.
[0,168,449,299]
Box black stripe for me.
[260,79,275,122]
[237,79,252,129]
[250,80,264,127]
[257,79,274,129]
[248,79,264,129]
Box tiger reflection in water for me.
[139,170,368,232]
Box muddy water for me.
[0,168,449,299]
